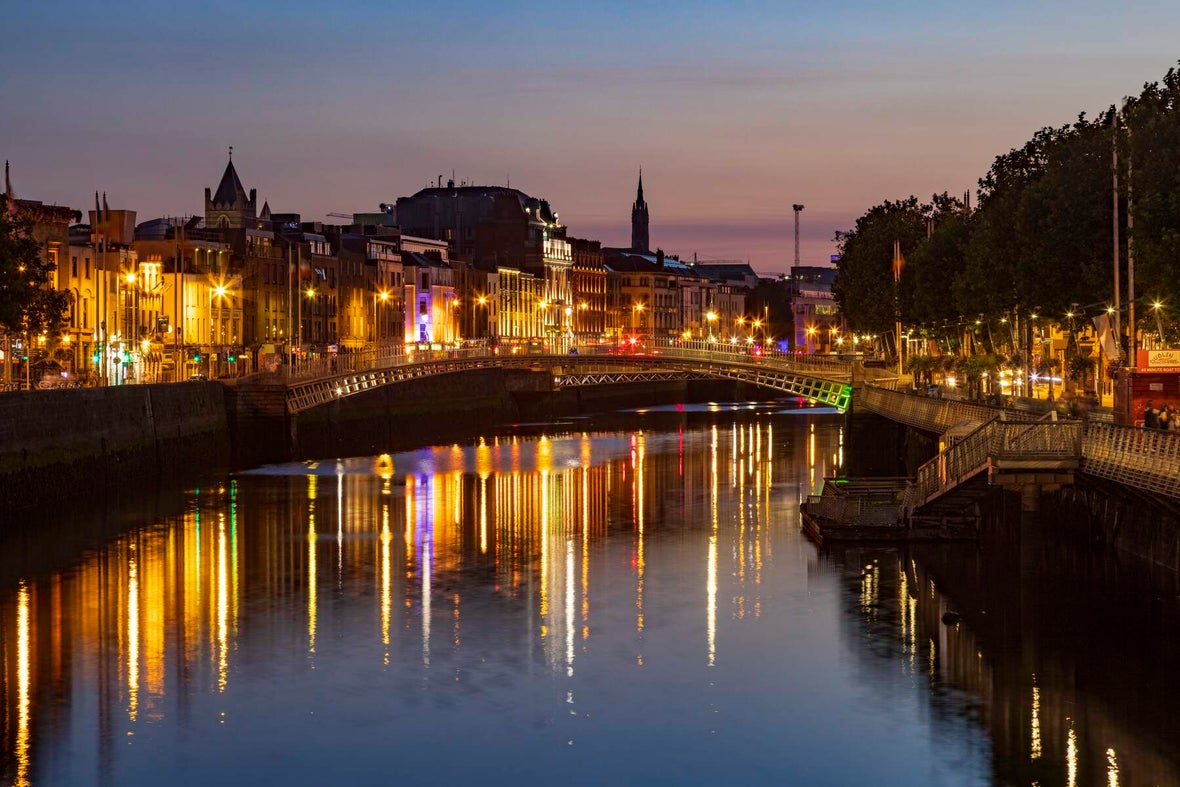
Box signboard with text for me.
[1138,349,1180,372]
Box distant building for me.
[789,265,839,353]
[395,183,573,342]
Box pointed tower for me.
[204,151,257,230]
[631,169,649,253]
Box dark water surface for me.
[2,404,1179,786]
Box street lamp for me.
[374,289,390,359]
[706,310,718,342]
[1152,300,1166,346]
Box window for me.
[72,256,78,277]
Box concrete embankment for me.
[0,371,755,516]
[0,383,230,516]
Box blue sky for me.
[3,0,1178,272]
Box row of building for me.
[3,158,840,383]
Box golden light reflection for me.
[1067,725,1078,787]
[808,423,816,490]
[15,581,31,787]
[128,548,140,720]
[1030,678,1042,760]
[707,424,718,666]
[1107,747,1119,787]
[381,503,392,657]
[541,468,550,631]
[581,467,590,640]
[217,514,229,691]
[636,433,646,644]
[479,475,488,554]
[565,537,575,676]
[307,475,318,656]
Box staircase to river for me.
[802,410,1083,543]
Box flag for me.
[1093,314,1120,361]
[891,240,906,283]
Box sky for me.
[3,0,1179,275]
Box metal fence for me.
[1081,422,1180,498]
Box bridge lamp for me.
[477,295,488,306]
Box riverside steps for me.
[802,384,1084,544]
[802,378,1180,550]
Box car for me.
[189,373,209,381]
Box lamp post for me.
[706,310,718,343]
[632,302,645,341]
[124,270,138,382]
[1152,300,1166,347]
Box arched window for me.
[218,216,229,229]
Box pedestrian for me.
[1144,399,1160,429]
[1161,404,1173,432]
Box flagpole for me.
[893,240,903,376]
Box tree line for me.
[832,61,1180,361]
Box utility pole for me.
[1112,110,1122,359]
[1128,142,1136,367]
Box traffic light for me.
[192,351,202,363]
[91,351,100,364]
[227,351,237,363]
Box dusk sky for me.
[3,1,1178,274]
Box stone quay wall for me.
[0,383,230,517]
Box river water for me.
[2,403,1179,786]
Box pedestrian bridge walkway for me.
[281,343,855,414]
[268,344,1179,504]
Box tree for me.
[1125,65,1180,311]
[0,210,70,336]
[832,197,927,337]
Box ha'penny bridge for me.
[239,341,1179,536]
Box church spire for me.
[631,168,650,253]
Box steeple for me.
[204,150,257,230]
[631,168,650,253]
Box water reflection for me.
[2,407,1178,784]
[824,543,1180,786]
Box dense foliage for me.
[0,210,70,336]
[833,61,1180,350]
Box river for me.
[1,403,1178,785]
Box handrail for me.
[1081,421,1180,499]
